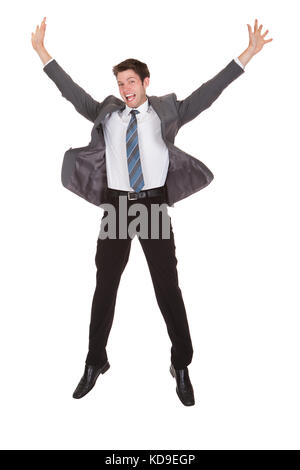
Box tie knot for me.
[130,109,139,116]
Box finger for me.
[262,29,269,37]
[254,18,258,32]
[258,24,263,32]
[264,38,273,43]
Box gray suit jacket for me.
[43,59,244,207]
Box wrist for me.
[36,47,52,66]
[246,45,256,56]
[238,47,255,68]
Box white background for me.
[0,0,299,450]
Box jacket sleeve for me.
[43,59,102,123]
[175,59,245,128]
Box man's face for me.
[117,69,150,108]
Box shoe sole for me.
[170,365,195,406]
[73,361,110,399]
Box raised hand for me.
[247,19,273,56]
[31,16,47,52]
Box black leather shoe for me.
[72,361,110,399]
[170,363,195,406]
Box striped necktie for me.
[126,109,144,192]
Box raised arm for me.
[31,17,102,123]
[176,59,245,128]
[176,19,273,128]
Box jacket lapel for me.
[93,98,125,129]
[147,96,166,141]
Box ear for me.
[143,77,150,88]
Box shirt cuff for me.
[43,58,54,68]
[234,56,245,70]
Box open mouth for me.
[125,94,136,103]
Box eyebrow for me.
[117,77,136,84]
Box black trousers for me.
[85,186,193,370]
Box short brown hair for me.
[112,58,150,84]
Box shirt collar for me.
[124,97,150,116]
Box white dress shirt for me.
[43,57,245,190]
[102,98,170,190]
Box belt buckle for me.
[128,191,138,200]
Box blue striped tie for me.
[126,109,144,192]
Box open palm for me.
[247,19,273,55]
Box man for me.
[31,17,272,406]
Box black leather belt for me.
[107,186,166,201]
